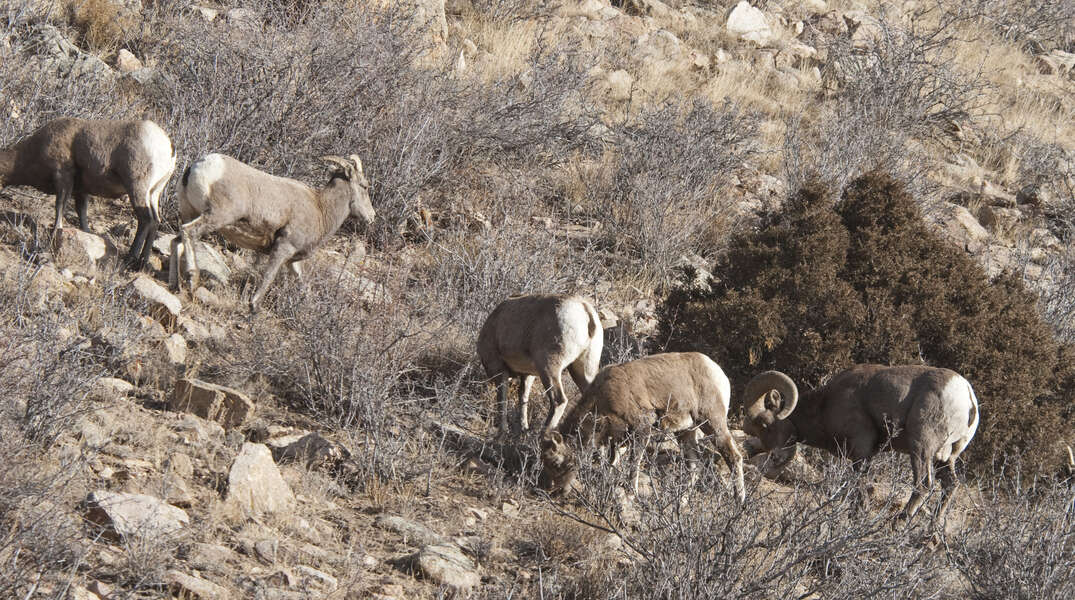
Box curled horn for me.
[319,155,354,176]
[742,371,799,421]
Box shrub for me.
[659,172,1073,476]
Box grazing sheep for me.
[742,365,979,520]
[0,117,176,268]
[477,294,603,437]
[169,153,374,311]
[542,352,745,502]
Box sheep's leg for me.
[52,171,75,232]
[676,429,702,488]
[517,375,534,434]
[934,457,959,522]
[628,429,651,496]
[703,422,745,503]
[168,234,183,290]
[538,368,569,433]
[127,205,154,269]
[249,238,298,312]
[178,213,225,291]
[900,453,933,523]
[491,372,512,438]
[567,357,596,396]
[75,192,90,232]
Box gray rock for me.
[84,490,189,542]
[254,538,278,564]
[53,228,114,274]
[164,333,187,366]
[225,443,295,518]
[129,275,182,323]
[188,542,240,574]
[170,378,254,430]
[273,432,349,469]
[374,514,445,547]
[172,240,232,286]
[96,377,135,397]
[294,565,337,592]
[416,543,480,589]
[726,1,773,46]
[165,570,230,599]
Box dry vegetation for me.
[0,0,1073,597]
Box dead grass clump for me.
[66,0,139,52]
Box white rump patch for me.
[702,357,732,415]
[139,121,176,221]
[182,153,227,215]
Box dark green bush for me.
[658,172,1072,476]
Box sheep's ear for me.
[765,390,781,411]
[348,154,364,174]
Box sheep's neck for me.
[786,392,841,453]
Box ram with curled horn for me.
[742,365,979,521]
[169,152,375,311]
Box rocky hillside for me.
[1,1,1073,598]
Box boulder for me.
[84,490,189,542]
[977,205,1024,243]
[415,543,480,590]
[165,570,229,600]
[1036,50,1075,76]
[95,377,135,397]
[375,514,446,547]
[934,203,990,253]
[170,378,254,429]
[726,1,773,46]
[225,443,295,518]
[188,543,241,574]
[294,565,337,593]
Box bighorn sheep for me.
[477,294,603,436]
[0,117,176,268]
[542,352,745,502]
[169,153,374,311]
[742,365,979,520]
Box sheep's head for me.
[742,371,799,451]
[320,154,375,225]
[539,431,577,495]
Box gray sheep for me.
[742,365,979,520]
[0,117,176,268]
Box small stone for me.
[165,570,229,599]
[273,432,349,469]
[294,565,337,592]
[129,275,182,324]
[726,1,773,46]
[54,228,114,275]
[254,538,278,564]
[374,514,445,547]
[416,543,480,590]
[194,286,221,306]
[501,499,520,517]
[164,333,187,365]
[95,377,135,397]
[115,48,142,73]
[188,543,240,573]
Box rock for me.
[188,543,240,574]
[95,376,135,397]
[273,432,349,469]
[415,543,480,590]
[170,378,254,430]
[374,514,446,547]
[1036,50,1075,76]
[748,445,821,485]
[224,8,259,30]
[798,0,827,13]
[165,570,229,599]
[604,69,634,101]
[177,315,211,343]
[294,565,337,592]
[53,228,113,274]
[1016,184,1052,207]
[977,205,1024,243]
[254,538,278,564]
[225,443,295,518]
[164,333,187,366]
[726,1,773,46]
[194,286,222,307]
[190,3,219,21]
[405,0,447,42]
[173,413,226,445]
[936,203,990,253]
[32,24,115,80]
[84,490,189,542]
[115,48,142,73]
[598,307,619,329]
[844,11,884,49]
[173,240,232,286]
[24,262,67,309]
[129,275,182,324]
